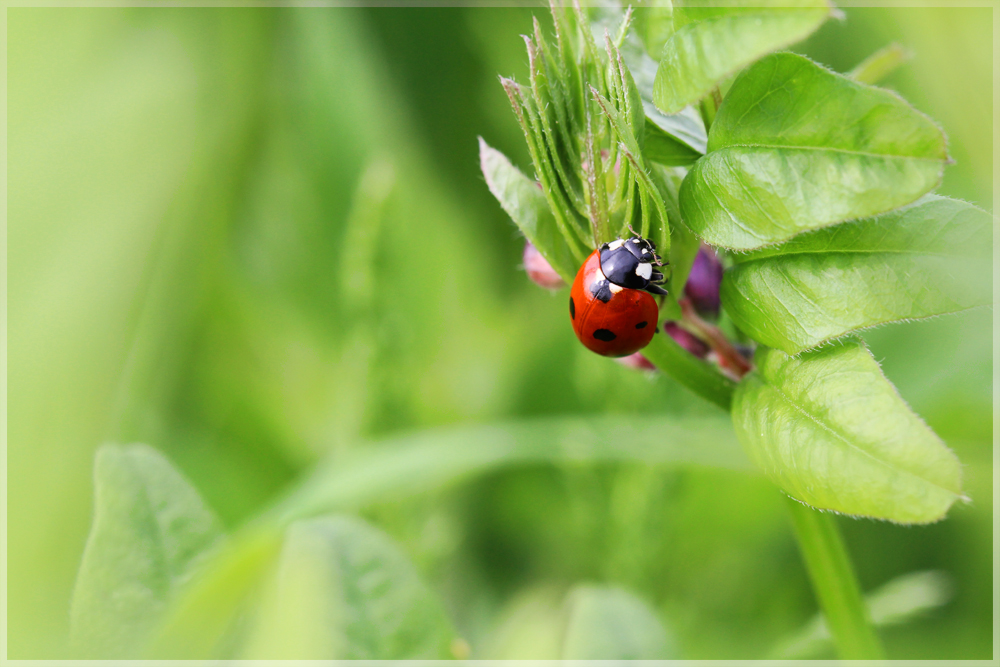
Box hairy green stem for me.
[785,497,886,660]
[641,333,735,410]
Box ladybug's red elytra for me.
[569,235,667,357]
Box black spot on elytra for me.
[569,296,575,319]
[635,321,648,329]
[593,329,616,341]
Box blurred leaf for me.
[848,42,912,85]
[70,444,223,658]
[240,516,454,659]
[268,413,748,523]
[769,570,953,658]
[144,527,283,658]
[721,195,992,354]
[562,584,676,659]
[732,340,964,523]
[479,137,580,283]
[653,0,831,113]
[681,53,949,250]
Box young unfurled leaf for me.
[600,5,707,157]
[653,0,831,113]
[479,137,581,282]
[682,53,949,250]
[70,444,224,658]
[240,516,454,659]
[732,340,964,524]
[561,584,676,659]
[721,196,992,354]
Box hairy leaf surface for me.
[70,444,223,658]
[682,53,949,250]
[653,0,831,113]
[479,137,579,282]
[721,196,992,353]
[732,340,964,523]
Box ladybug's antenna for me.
[626,223,639,238]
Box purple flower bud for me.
[664,321,710,358]
[523,240,566,290]
[614,351,656,371]
[684,244,723,317]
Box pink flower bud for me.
[664,321,710,358]
[614,351,656,371]
[684,244,723,317]
[523,240,566,290]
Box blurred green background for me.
[7,5,992,659]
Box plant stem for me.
[641,332,735,410]
[785,497,886,660]
[679,297,752,379]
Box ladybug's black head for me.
[599,236,668,295]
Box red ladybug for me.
[569,235,667,357]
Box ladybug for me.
[569,235,667,357]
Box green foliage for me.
[682,52,949,250]
[733,341,964,523]
[480,137,579,282]
[721,195,992,354]
[11,3,992,662]
[562,584,677,659]
[239,517,455,659]
[70,445,224,658]
[771,569,953,659]
[653,0,832,113]
[268,412,748,523]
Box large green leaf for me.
[240,516,454,659]
[732,340,964,523]
[682,53,949,250]
[70,444,223,658]
[721,196,992,354]
[267,413,748,523]
[653,0,831,113]
[562,585,676,659]
[480,137,580,283]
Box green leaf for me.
[644,119,702,166]
[479,137,581,283]
[721,195,992,354]
[266,413,748,523]
[561,584,676,659]
[70,444,223,658]
[653,0,831,113]
[732,340,964,524]
[145,527,283,658]
[682,53,949,250]
[240,516,454,659]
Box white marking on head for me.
[608,239,625,250]
[609,283,624,294]
[636,262,652,280]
